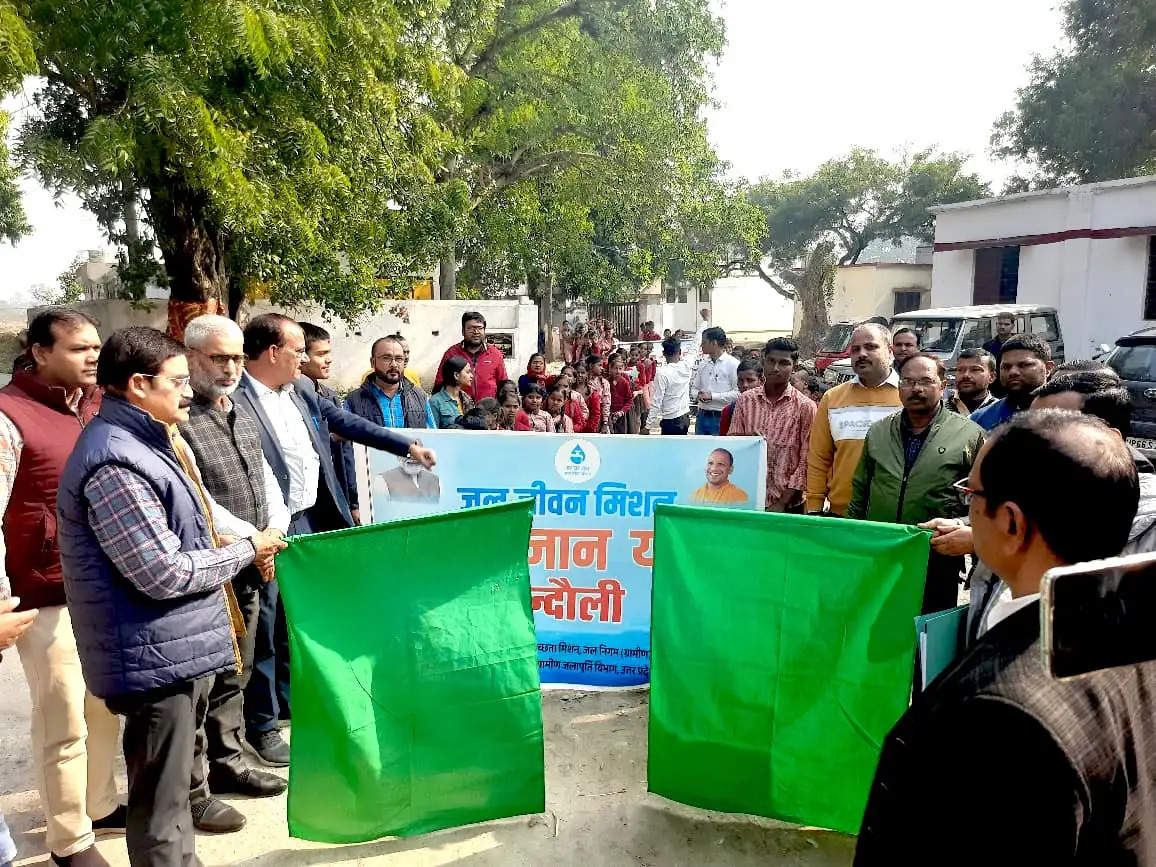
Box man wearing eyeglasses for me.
[57,327,289,867]
[233,314,436,766]
[434,312,508,401]
[846,353,985,613]
[178,315,292,832]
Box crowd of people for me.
[1,304,1155,865]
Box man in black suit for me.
[856,411,1156,864]
[233,313,435,764]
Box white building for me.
[826,237,933,326]
[929,175,1156,359]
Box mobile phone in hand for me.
[1042,551,1156,680]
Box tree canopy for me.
[993,0,1156,188]
[742,149,989,352]
[0,0,35,242]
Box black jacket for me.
[856,601,1156,866]
[234,373,410,532]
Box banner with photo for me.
[356,430,766,687]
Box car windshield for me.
[899,318,963,356]
[819,324,854,353]
[1109,344,1156,383]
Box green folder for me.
[915,604,969,691]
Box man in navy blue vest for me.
[233,314,436,764]
[58,327,287,867]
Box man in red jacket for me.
[434,311,509,401]
[0,309,122,867]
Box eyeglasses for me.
[464,324,485,332]
[952,478,986,505]
[899,377,939,389]
[207,354,246,368]
[279,345,309,360]
[374,354,406,364]
[139,373,191,388]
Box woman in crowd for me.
[514,384,555,432]
[545,384,575,433]
[429,355,476,428]
[518,354,548,394]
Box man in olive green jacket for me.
[847,353,985,613]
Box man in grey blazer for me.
[233,313,435,764]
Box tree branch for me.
[468,1,584,77]
[747,259,797,301]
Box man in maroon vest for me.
[0,309,122,866]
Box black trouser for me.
[191,577,260,802]
[107,677,212,867]
[922,551,965,615]
[660,414,690,435]
[244,510,317,737]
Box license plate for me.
[1127,437,1156,452]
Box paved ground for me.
[0,652,856,866]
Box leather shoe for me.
[247,729,290,766]
[51,846,111,866]
[209,767,287,798]
[91,804,127,832]
[191,798,246,834]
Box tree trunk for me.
[146,178,228,338]
[532,271,557,360]
[439,249,458,300]
[793,243,837,359]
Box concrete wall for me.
[828,264,932,324]
[931,176,1156,358]
[33,298,539,392]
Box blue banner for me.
[357,431,765,687]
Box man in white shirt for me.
[693,326,739,436]
[646,337,695,435]
[233,314,435,766]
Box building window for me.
[1145,236,1156,320]
[973,245,1020,305]
[893,290,923,315]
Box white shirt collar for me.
[245,372,294,398]
[852,368,901,388]
[984,591,1040,634]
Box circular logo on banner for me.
[555,438,600,483]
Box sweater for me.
[805,373,902,515]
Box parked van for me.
[824,304,1065,385]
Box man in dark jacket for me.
[233,314,435,763]
[298,322,358,523]
[58,327,287,867]
[344,335,435,429]
[847,353,984,613]
[856,411,1155,865]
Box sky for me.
[0,0,1067,301]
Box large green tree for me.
[14,0,460,324]
[432,0,730,300]
[743,149,989,354]
[993,0,1156,188]
[0,0,35,242]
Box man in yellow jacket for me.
[806,323,902,515]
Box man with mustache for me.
[970,334,1054,431]
[58,327,288,867]
[945,348,998,415]
[0,308,123,867]
[846,353,985,613]
[178,315,292,833]
[806,323,903,516]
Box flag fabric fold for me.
[648,506,930,834]
[276,499,545,843]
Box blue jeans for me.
[696,409,721,436]
[0,807,16,866]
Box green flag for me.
[648,506,930,834]
[276,500,545,843]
